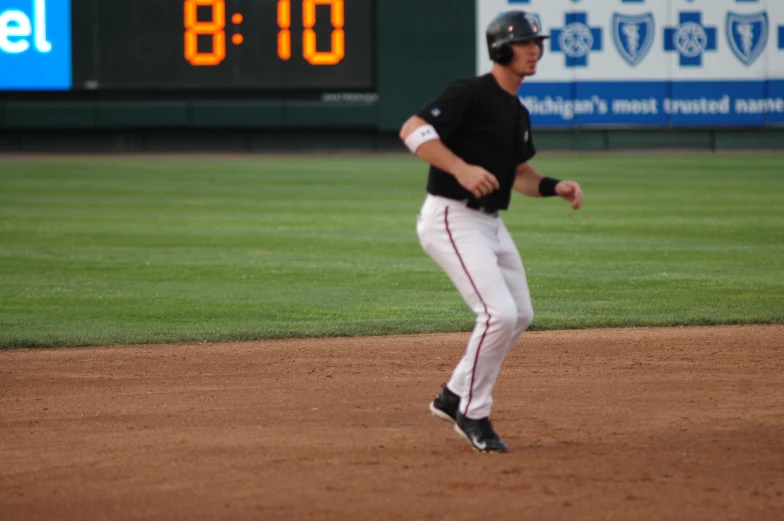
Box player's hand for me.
[454,164,500,198]
[555,181,584,210]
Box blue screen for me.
[0,0,71,90]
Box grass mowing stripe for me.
[0,154,782,349]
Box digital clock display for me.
[68,0,374,90]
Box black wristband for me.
[539,177,561,197]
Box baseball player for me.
[399,10,584,453]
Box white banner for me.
[476,0,784,126]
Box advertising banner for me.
[0,0,71,90]
[477,0,784,127]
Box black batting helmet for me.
[486,11,549,65]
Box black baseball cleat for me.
[454,413,509,453]
[429,385,460,424]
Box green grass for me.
[0,153,782,348]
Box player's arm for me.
[514,162,584,210]
[399,115,499,199]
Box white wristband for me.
[404,124,440,154]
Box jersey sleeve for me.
[415,79,475,141]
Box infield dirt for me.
[1,325,782,521]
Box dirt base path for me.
[1,325,782,521]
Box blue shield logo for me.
[726,11,768,66]
[612,13,654,67]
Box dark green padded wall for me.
[376,0,477,133]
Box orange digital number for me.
[302,0,344,65]
[184,0,226,66]
[277,0,291,60]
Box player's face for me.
[510,40,542,76]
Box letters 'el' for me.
[0,0,52,54]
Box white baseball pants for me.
[417,194,534,419]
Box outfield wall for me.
[0,0,782,152]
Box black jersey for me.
[415,73,536,213]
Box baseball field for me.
[1,153,783,519]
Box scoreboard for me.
[0,0,374,91]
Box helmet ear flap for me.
[495,44,513,65]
